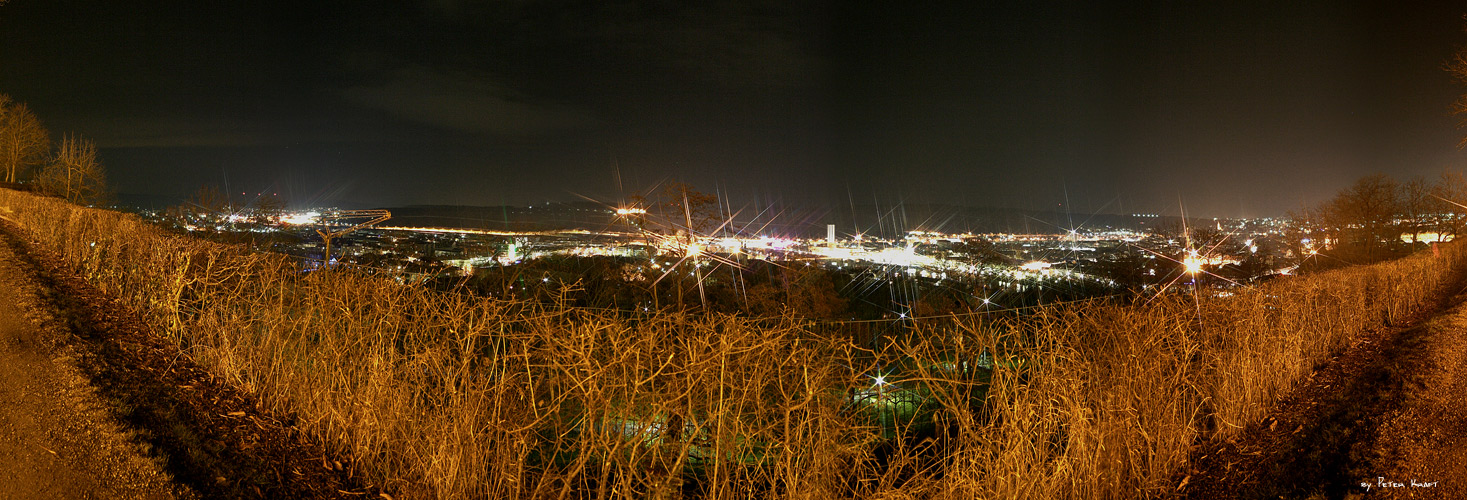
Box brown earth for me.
[1368,294,1467,499]
[0,218,383,499]
[1180,279,1467,498]
[0,231,176,499]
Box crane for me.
[314,209,391,268]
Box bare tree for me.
[1400,175,1431,244]
[1284,204,1319,259]
[1431,168,1467,238]
[630,181,722,236]
[187,185,229,215]
[251,193,287,225]
[0,95,51,184]
[1449,44,1467,146]
[1317,174,1400,260]
[36,135,108,204]
[1440,37,1467,235]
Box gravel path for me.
[0,223,184,499]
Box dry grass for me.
[2,188,1462,499]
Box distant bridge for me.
[375,225,637,238]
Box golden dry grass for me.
[2,188,1461,499]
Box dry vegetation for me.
[2,187,1463,499]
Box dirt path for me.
[1368,296,1467,498]
[0,219,375,498]
[1181,283,1467,498]
[0,227,182,498]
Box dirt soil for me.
[1179,278,1467,498]
[0,219,382,499]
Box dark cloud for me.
[79,116,278,149]
[340,66,596,137]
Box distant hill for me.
[381,203,620,233]
[823,203,1168,237]
[375,201,1209,237]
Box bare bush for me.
[34,135,107,204]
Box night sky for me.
[3,1,1466,218]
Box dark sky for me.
[2,1,1466,217]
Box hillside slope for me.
[0,221,180,498]
[0,219,371,498]
[1182,280,1467,498]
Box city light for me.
[1183,251,1203,274]
[138,197,1305,299]
[281,211,320,225]
[1019,261,1052,272]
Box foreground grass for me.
[1,189,1462,499]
